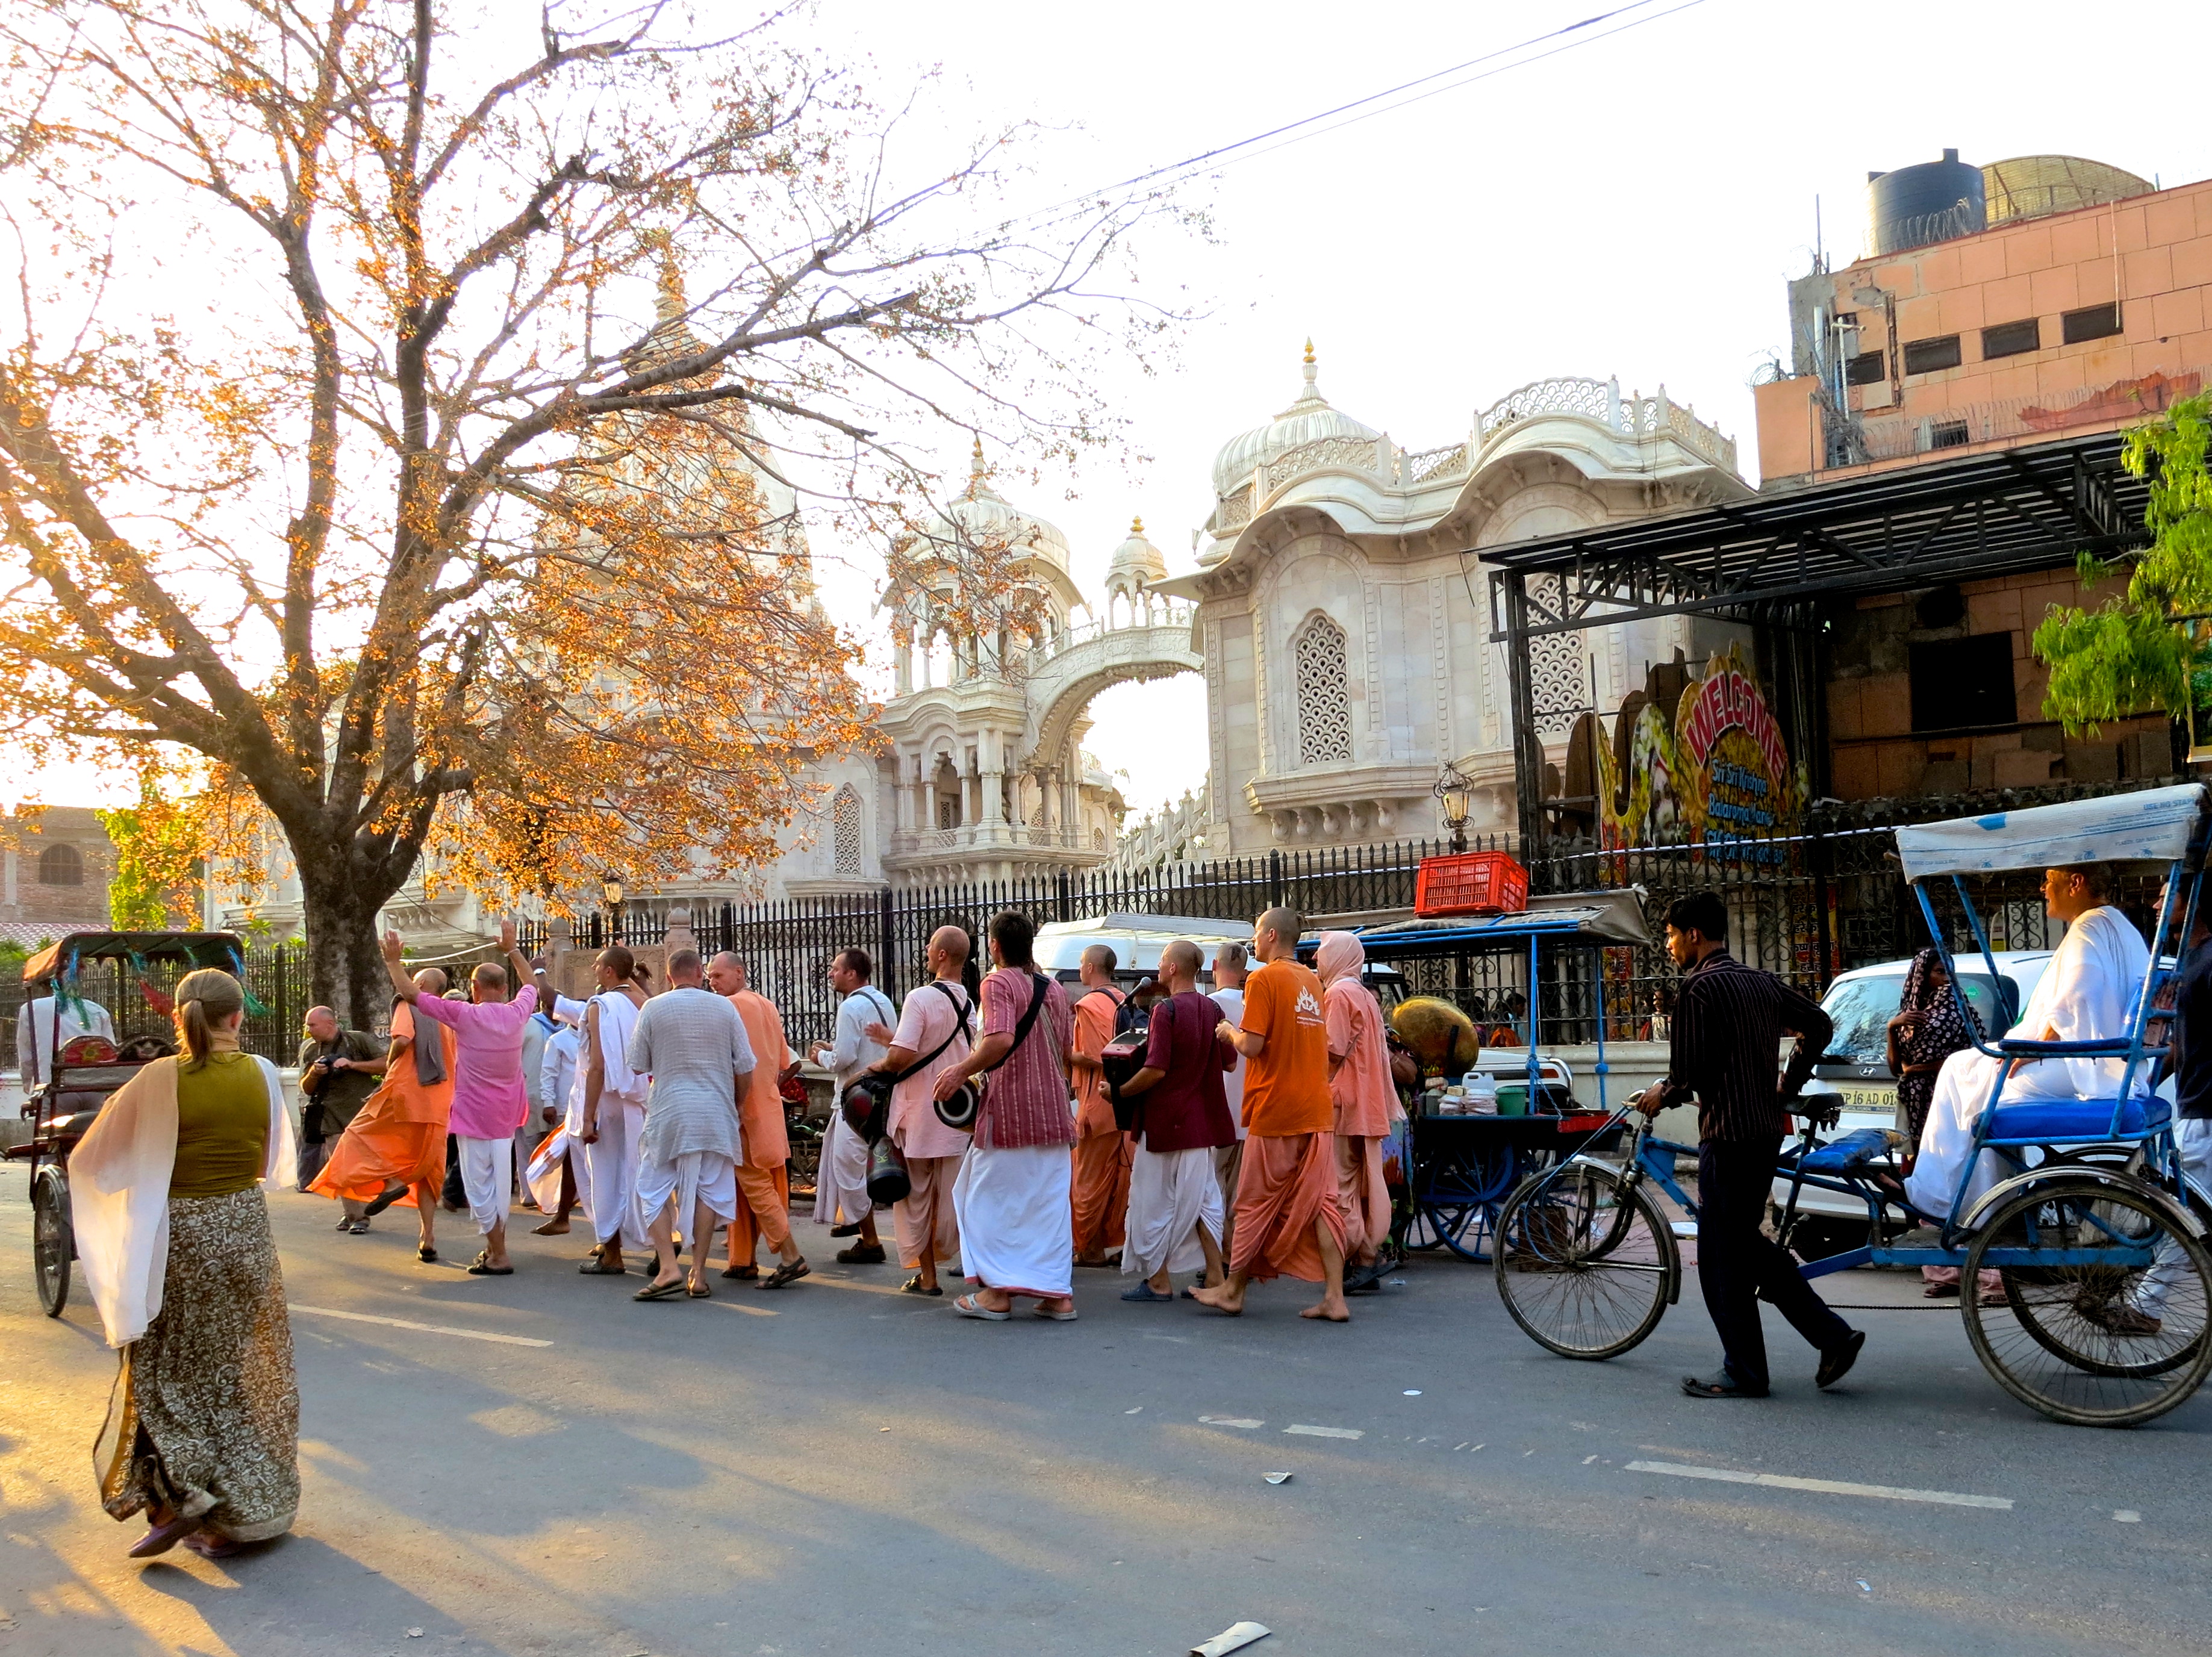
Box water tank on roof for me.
[1867,149,1987,256]
[1983,155,2152,227]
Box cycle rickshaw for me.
[6,930,249,1317]
[1492,785,2212,1427]
[1300,892,1645,1262]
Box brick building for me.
[1,806,116,948]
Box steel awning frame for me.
[1476,432,2149,641]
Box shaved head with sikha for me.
[929,925,970,965]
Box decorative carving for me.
[1263,435,1381,491]
[1529,578,1584,737]
[831,784,864,874]
[1398,443,1471,485]
[1215,487,1253,532]
[1292,611,1354,766]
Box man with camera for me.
[297,1005,387,1223]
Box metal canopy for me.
[1478,432,2148,641]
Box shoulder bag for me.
[841,983,970,1145]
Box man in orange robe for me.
[1191,907,1350,1322]
[1066,944,1129,1267]
[707,953,808,1289]
[309,968,460,1261]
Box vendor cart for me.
[1301,895,1648,1261]
[5,931,248,1316]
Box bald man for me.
[1067,943,1130,1268]
[866,925,976,1296]
[706,951,808,1287]
[1192,906,1350,1322]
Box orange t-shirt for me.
[1238,959,1333,1136]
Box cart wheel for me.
[1494,1161,1677,1360]
[1963,1177,2212,1428]
[32,1164,72,1319]
[1424,1196,1491,1262]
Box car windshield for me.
[1819,973,2006,1066]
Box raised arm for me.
[381,931,420,1002]
[497,918,535,1006]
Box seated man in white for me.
[1903,864,2151,1219]
[16,981,117,1086]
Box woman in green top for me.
[71,968,299,1562]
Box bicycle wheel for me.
[33,1165,72,1319]
[1963,1177,2212,1427]
[1494,1161,1677,1360]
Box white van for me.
[1030,913,1259,989]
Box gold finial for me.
[1130,515,1145,536]
[1303,337,1315,365]
[972,434,985,460]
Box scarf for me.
[1314,930,1365,988]
[397,991,447,1086]
[1898,946,1977,1065]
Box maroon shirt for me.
[977,968,1077,1151]
[1135,991,1238,1153]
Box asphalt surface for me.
[3,1181,2211,1657]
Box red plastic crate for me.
[1414,850,1529,918]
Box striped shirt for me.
[1659,950,1832,1143]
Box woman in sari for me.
[69,968,299,1559]
[1887,947,1998,1302]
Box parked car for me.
[1031,913,1257,989]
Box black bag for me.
[1100,990,1155,1133]
[949,972,1053,1131]
[843,983,972,1144]
[866,1136,911,1205]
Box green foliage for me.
[97,762,206,930]
[2033,392,2212,734]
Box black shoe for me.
[1816,1328,1866,1390]
[1681,1372,1768,1399]
[829,1222,864,1238]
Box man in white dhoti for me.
[1904,865,2151,1224]
[626,949,756,1301]
[569,947,653,1275]
[527,1007,587,1233]
[811,947,894,1262]
[1113,940,1236,1301]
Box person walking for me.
[1114,939,1236,1302]
[295,1006,386,1224]
[1191,907,1350,1323]
[626,948,759,1301]
[1067,945,1130,1269]
[937,910,1079,1322]
[811,947,894,1262]
[1636,891,1861,1399]
[572,947,653,1276]
[708,953,803,1284]
[1316,931,1398,1291]
[69,968,298,1560]
[1207,942,1251,1261]
[383,921,540,1276]
[865,927,976,1296]
[309,967,457,1263]
[528,1006,588,1235]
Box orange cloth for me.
[1335,1133,1389,1264]
[726,990,791,1167]
[1238,961,1332,1135]
[1324,979,1396,1139]
[1229,1130,1345,1283]
[894,1154,962,1269]
[724,1161,792,1260]
[308,1004,456,1208]
[1071,986,1124,1138]
[1070,1127,1132,1256]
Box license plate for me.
[1835,1087,1895,1110]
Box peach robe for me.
[309,1002,456,1208]
[1069,985,1130,1257]
[1317,931,1396,1264]
[1227,1131,1347,1283]
[726,989,794,1260]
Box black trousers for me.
[1696,1136,1851,1391]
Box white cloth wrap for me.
[955,1140,1074,1298]
[633,1148,739,1232]
[814,1108,874,1228]
[456,1135,513,1236]
[583,1097,650,1248]
[1121,1143,1225,1278]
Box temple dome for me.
[933,439,1072,573]
[1210,341,1381,496]
[1103,515,1168,596]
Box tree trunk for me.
[296,850,405,1034]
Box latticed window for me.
[1292,611,1353,765]
[832,785,863,874]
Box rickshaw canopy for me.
[20,931,247,986]
[1893,783,2207,883]
[1304,888,1651,960]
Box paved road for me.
[3,1182,2210,1657]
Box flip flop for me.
[467,1260,515,1276]
[954,1293,1011,1321]
[578,1258,628,1275]
[686,1281,712,1298]
[416,1245,437,1263]
[634,1278,688,1301]
[900,1275,944,1296]
[361,1185,408,1219]
[1120,1282,1174,1302]
[1033,1304,1079,1320]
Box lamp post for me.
[1433,760,1474,854]
[601,873,626,943]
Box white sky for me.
[25,0,2212,823]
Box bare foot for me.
[1301,1298,1351,1322]
[1190,1282,1245,1315]
[531,1217,570,1236]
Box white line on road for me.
[1625,1460,2012,1511]
[1283,1425,1363,1440]
[1200,1416,1265,1429]
[290,1304,553,1348]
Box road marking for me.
[1283,1424,1363,1440]
[2114,1510,2142,1523]
[290,1304,553,1348]
[1625,1460,2011,1511]
[703,1300,780,1318]
[1200,1416,1265,1429]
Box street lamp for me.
[601,873,626,939]
[1433,760,1474,854]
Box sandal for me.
[181,1531,244,1559]
[900,1274,944,1296]
[361,1184,408,1219]
[954,1293,1011,1321]
[1120,1282,1174,1303]
[634,1276,688,1301]
[1681,1372,1768,1399]
[416,1244,437,1263]
[686,1281,712,1299]
[758,1258,811,1291]
[835,1242,886,1264]
[1033,1302,1079,1320]
[721,1263,761,1281]
[467,1258,514,1276]
[128,1512,206,1559]
[578,1256,628,1275]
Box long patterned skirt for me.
[97,1187,300,1542]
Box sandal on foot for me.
[578,1256,628,1275]
[721,1263,761,1281]
[954,1293,1011,1321]
[128,1512,206,1559]
[181,1531,243,1559]
[1681,1372,1768,1399]
[416,1244,438,1263]
[758,1258,810,1290]
[686,1281,712,1299]
[1033,1302,1079,1320]
[634,1277,688,1301]
[360,1185,408,1220]
[835,1242,886,1264]
[467,1259,514,1276]
[829,1222,864,1238]
[900,1274,943,1296]
[1120,1282,1174,1302]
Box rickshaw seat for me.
[1983,1096,2167,1142]
[1799,1128,1892,1172]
